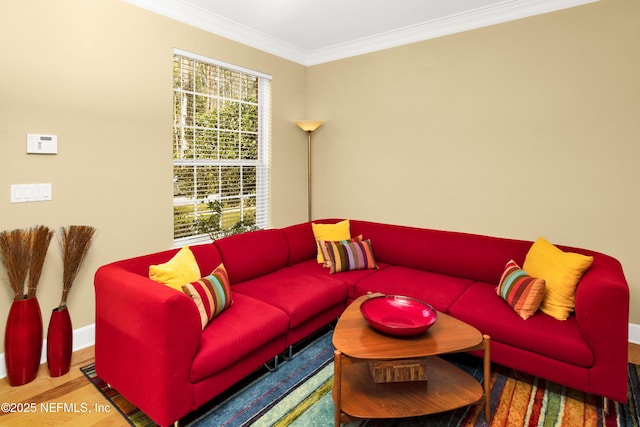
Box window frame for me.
[172,49,271,246]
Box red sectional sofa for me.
[94,219,630,426]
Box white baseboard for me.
[630,322,640,345]
[0,321,638,379]
[0,323,95,380]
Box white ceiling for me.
[124,0,598,65]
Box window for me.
[172,49,271,245]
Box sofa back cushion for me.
[190,243,225,276]
[214,229,289,283]
[281,222,317,265]
[350,220,532,284]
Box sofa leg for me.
[603,397,609,416]
[264,355,279,372]
[173,421,180,427]
[281,345,294,361]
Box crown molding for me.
[306,0,599,65]
[122,0,308,64]
[123,0,598,66]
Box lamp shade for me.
[295,120,323,132]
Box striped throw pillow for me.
[497,260,545,320]
[182,263,233,329]
[323,239,378,274]
[319,235,363,268]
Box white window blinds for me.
[172,49,271,245]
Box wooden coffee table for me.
[332,295,491,426]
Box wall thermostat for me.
[27,134,58,154]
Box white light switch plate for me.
[11,183,52,203]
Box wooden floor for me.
[0,347,124,426]
[1,343,639,426]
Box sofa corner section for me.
[94,262,202,426]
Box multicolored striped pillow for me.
[182,263,233,329]
[496,260,546,320]
[319,235,363,268]
[322,239,378,274]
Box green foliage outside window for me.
[172,54,265,241]
[194,199,259,240]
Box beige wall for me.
[0,0,308,354]
[308,0,640,323]
[1,0,638,360]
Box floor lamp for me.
[295,120,323,221]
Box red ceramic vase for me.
[4,296,43,386]
[47,307,73,377]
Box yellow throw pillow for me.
[523,237,594,321]
[311,220,351,264]
[149,246,202,291]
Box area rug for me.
[81,331,640,427]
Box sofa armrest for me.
[94,264,202,425]
[574,254,629,402]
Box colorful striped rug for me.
[82,330,640,427]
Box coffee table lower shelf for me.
[333,353,485,425]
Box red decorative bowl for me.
[360,295,437,336]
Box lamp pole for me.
[295,120,324,221]
[306,130,313,222]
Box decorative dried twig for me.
[59,225,96,308]
[27,226,54,299]
[0,229,31,298]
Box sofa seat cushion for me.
[232,267,348,328]
[448,282,594,368]
[190,293,289,382]
[353,266,474,313]
[286,259,390,300]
